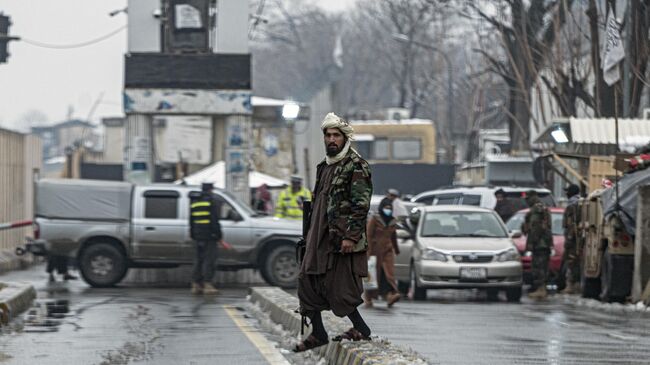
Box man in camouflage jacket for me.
[561,184,581,294]
[522,190,553,299]
[295,113,373,352]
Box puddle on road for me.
[23,299,71,333]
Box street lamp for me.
[282,102,300,120]
[551,127,569,144]
[392,33,454,162]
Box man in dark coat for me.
[294,113,373,352]
[189,182,223,295]
[494,189,515,223]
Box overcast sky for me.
[0,0,355,132]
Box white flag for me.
[602,5,625,86]
[333,34,343,69]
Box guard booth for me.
[536,117,650,303]
[534,117,650,196]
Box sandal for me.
[293,335,328,352]
[332,327,371,342]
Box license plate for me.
[460,267,487,281]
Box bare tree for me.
[466,0,573,151]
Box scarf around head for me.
[321,112,356,165]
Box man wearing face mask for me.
[294,113,373,352]
[364,198,401,308]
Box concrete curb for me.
[249,287,429,365]
[0,250,33,274]
[0,282,36,325]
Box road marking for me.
[223,305,291,365]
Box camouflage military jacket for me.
[522,199,553,251]
[314,149,373,253]
[563,195,581,241]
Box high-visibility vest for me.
[190,194,222,241]
[275,187,311,220]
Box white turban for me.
[320,112,355,141]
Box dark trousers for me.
[192,241,217,284]
[532,249,550,289]
[46,255,68,275]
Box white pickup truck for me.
[31,179,301,288]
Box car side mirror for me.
[396,229,412,240]
[510,230,522,238]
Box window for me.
[421,211,507,238]
[415,195,435,205]
[355,141,372,159]
[461,194,481,206]
[434,194,461,205]
[144,190,179,219]
[373,139,389,160]
[215,196,240,221]
[392,139,421,160]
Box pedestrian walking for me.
[294,112,373,352]
[560,184,581,294]
[364,198,401,308]
[494,189,515,223]
[385,188,408,221]
[189,182,223,295]
[275,175,311,220]
[522,190,553,299]
[46,254,77,282]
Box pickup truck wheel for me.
[79,243,128,288]
[261,244,299,289]
[506,287,522,302]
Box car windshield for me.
[506,212,564,235]
[421,211,508,238]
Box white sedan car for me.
[394,205,523,301]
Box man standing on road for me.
[560,184,581,294]
[494,189,515,223]
[275,175,312,220]
[294,113,373,352]
[522,190,553,299]
[189,182,223,295]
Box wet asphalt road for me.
[358,290,650,364]
[0,265,285,365]
[2,265,650,364]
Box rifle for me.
[296,200,312,265]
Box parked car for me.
[394,206,523,302]
[410,186,556,210]
[30,179,302,288]
[505,208,565,289]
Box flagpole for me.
[614,84,620,211]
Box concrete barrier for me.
[0,282,36,325]
[249,287,429,365]
[0,250,33,274]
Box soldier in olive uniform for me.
[561,184,581,294]
[521,190,553,299]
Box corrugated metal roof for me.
[569,118,650,145]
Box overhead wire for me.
[20,25,126,49]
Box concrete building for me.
[31,119,97,162]
[0,128,41,254]
[123,0,252,201]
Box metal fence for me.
[0,128,41,252]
